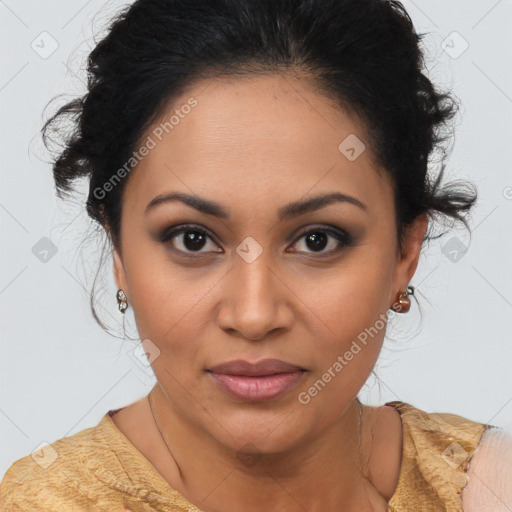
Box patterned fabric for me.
[0,400,492,511]
[385,401,492,512]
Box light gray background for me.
[1,0,511,480]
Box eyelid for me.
[291,224,351,242]
[158,223,220,245]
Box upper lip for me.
[208,358,305,376]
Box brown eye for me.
[288,227,353,255]
[159,225,222,255]
[180,230,209,251]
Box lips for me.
[208,358,305,376]
[207,359,306,402]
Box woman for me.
[1,0,510,510]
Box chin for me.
[213,414,308,457]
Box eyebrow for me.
[144,191,368,220]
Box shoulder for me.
[461,426,512,511]
[0,413,125,510]
[385,400,491,455]
[385,401,494,511]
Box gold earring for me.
[391,285,414,313]
[116,289,128,313]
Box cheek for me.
[293,247,395,377]
[123,251,219,373]
[293,272,391,423]
[121,231,203,332]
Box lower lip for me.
[208,371,305,402]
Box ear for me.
[113,247,129,295]
[390,213,428,303]
[101,213,128,295]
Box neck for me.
[149,384,374,512]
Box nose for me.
[216,252,294,342]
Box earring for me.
[391,285,414,313]
[116,289,128,313]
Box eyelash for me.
[158,223,354,258]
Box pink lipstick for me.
[207,359,306,402]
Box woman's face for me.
[113,74,426,454]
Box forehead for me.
[125,74,393,219]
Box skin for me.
[111,72,428,512]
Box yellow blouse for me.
[0,400,492,511]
